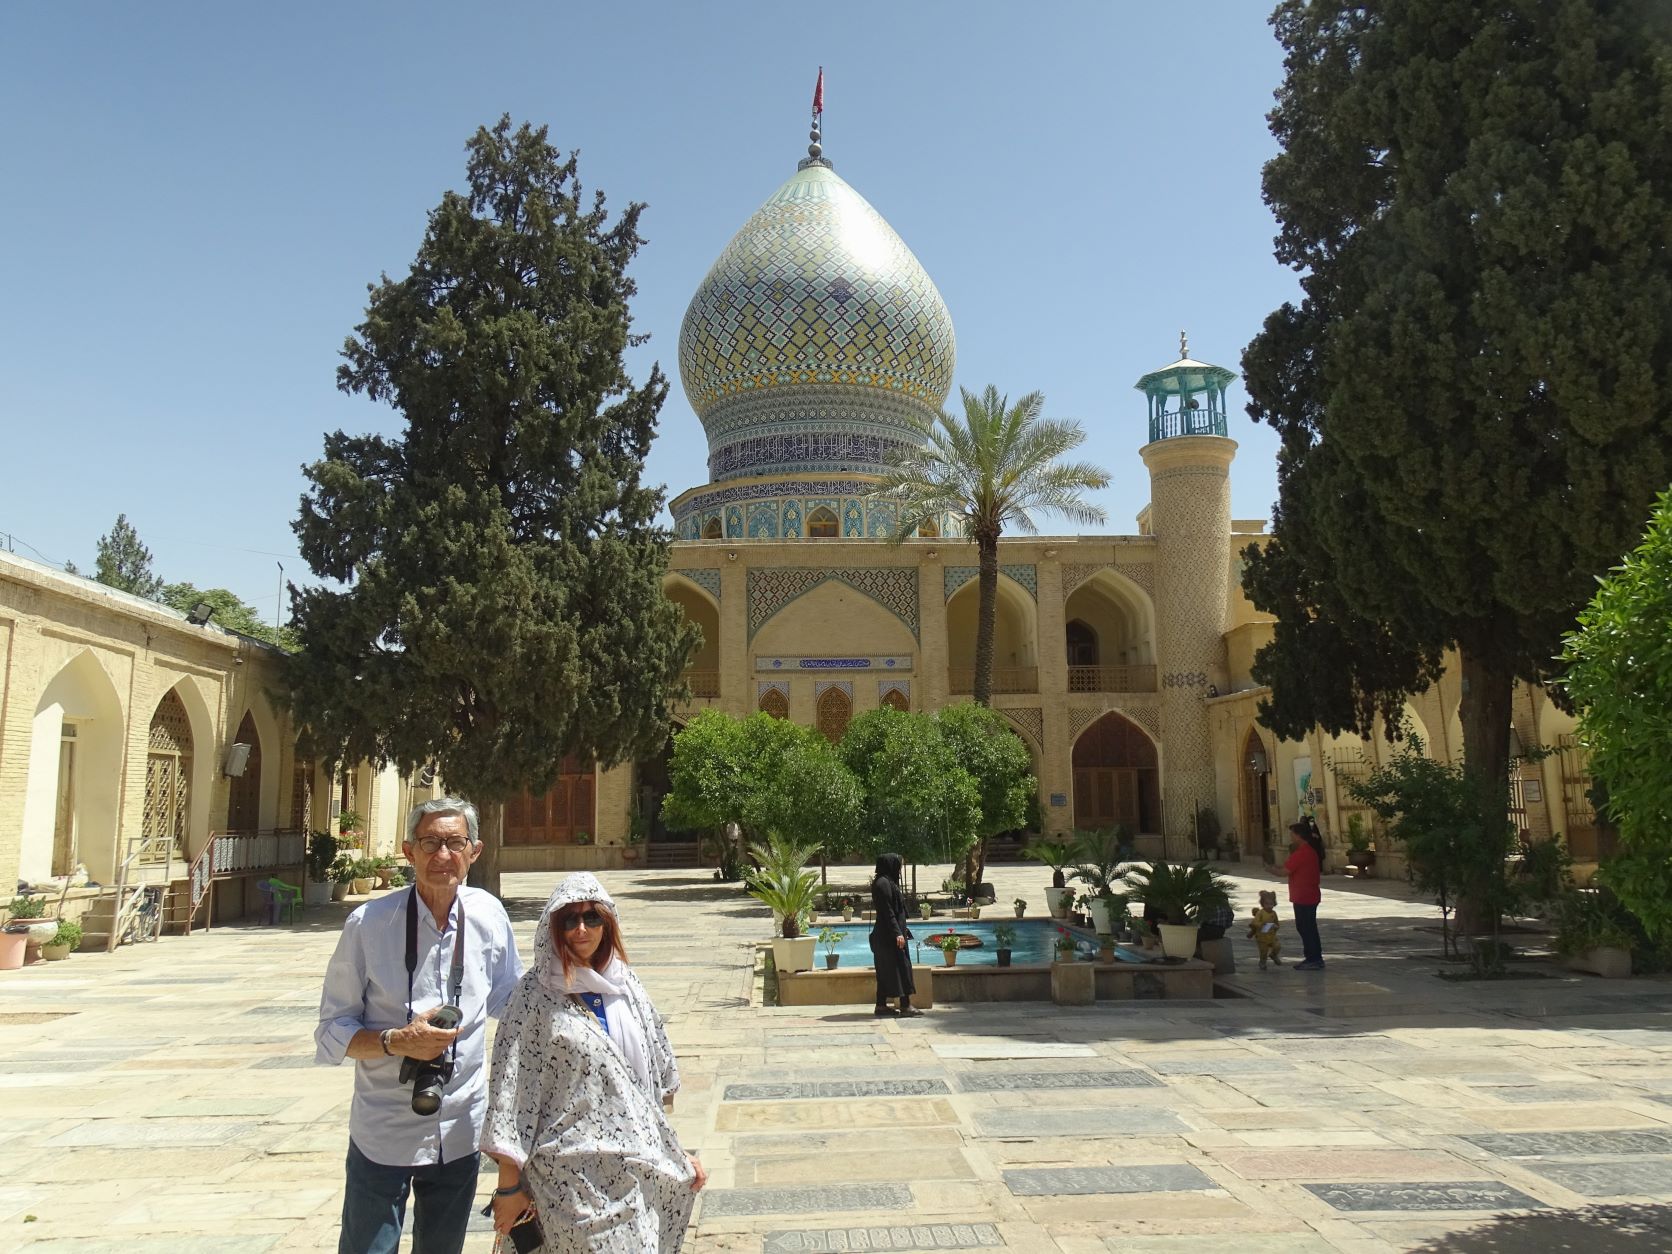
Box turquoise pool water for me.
[814,918,1116,968]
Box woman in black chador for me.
[869,853,921,1017]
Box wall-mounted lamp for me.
[185,601,215,626]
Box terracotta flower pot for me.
[941,949,958,967]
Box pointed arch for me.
[946,572,1040,694]
[759,687,789,719]
[19,649,125,883]
[880,688,909,713]
[144,689,195,862]
[227,710,263,833]
[701,516,722,539]
[816,686,852,742]
[1071,710,1161,833]
[806,507,839,539]
[1240,726,1274,854]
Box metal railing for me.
[683,670,721,699]
[1066,664,1158,693]
[948,666,1038,695]
[182,829,308,936]
[1149,407,1229,442]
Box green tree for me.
[660,711,859,875]
[286,117,697,894]
[1242,2,1672,861]
[934,701,1036,886]
[838,706,981,875]
[1562,487,1672,940]
[93,514,163,599]
[160,583,297,651]
[872,386,1109,706]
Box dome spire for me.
[799,67,832,171]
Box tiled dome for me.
[678,161,956,483]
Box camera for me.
[399,1005,461,1116]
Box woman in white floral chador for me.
[483,873,704,1251]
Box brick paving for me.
[2,863,1670,1252]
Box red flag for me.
[812,67,824,115]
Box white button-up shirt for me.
[315,885,523,1167]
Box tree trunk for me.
[1455,647,1514,935]
[973,535,1000,708]
[471,800,504,898]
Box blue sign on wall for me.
[1049,794,1067,808]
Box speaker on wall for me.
[224,742,252,778]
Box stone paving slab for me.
[1002,1165,1218,1196]
[1512,1157,1672,1197]
[43,1120,260,1148]
[761,1224,1004,1252]
[1302,1180,1547,1212]
[955,1069,1162,1092]
[723,1079,949,1101]
[1463,1130,1672,1157]
[974,1108,1190,1137]
[701,1183,914,1217]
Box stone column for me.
[1139,435,1236,859]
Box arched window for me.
[701,517,722,540]
[759,688,789,719]
[144,689,194,861]
[917,518,940,538]
[226,711,262,833]
[807,507,838,539]
[816,687,852,742]
[880,688,909,712]
[1066,619,1099,668]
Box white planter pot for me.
[1158,923,1200,961]
[771,936,816,974]
[1045,886,1074,919]
[1088,898,1115,936]
[304,880,333,907]
[1567,946,1632,979]
[25,920,59,945]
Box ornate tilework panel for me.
[999,706,1045,750]
[678,478,876,518]
[678,162,956,421]
[1113,561,1155,597]
[943,565,1039,602]
[781,500,802,539]
[711,424,919,481]
[842,500,864,538]
[1060,563,1102,595]
[1067,706,1102,745]
[816,685,853,743]
[867,501,897,537]
[748,567,920,641]
[813,680,854,699]
[747,503,779,539]
[758,685,789,719]
[1061,561,1154,601]
[675,569,722,602]
[724,505,744,539]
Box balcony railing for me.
[683,670,721,699]
[948,666,1038,695]
[1067,664,1158,694]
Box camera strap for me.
[405,886,467,1019]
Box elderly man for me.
[316,797,523,1254]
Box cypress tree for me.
[1242,2,1672,865]
[288,117,698,892]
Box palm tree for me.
[872,385,1110,706]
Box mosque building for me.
[495,118,1602,879]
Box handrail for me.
[1067,665,1158,694]
[106,833,173,952]
[683,670,721,699]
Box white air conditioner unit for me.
[224,742,252,777]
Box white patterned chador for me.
[482,875,694,1252]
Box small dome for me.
[678,162,956,482]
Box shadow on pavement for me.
[1407,1202,1672,1252]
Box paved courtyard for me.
[3,863,1671,1253]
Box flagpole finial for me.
[798,67,833,170]
[1180,330,1189,360]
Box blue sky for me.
[1,2,1296,613]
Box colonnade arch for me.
[1070,710,1161,834]
[18,650,125,882]
[946,574,1039,695]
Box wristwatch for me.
[380,1029,394,1056]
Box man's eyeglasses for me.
[413,836,473,855]
[559,910,605,932]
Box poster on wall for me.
[1293,756,1317,822]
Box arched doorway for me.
[1071,711,1160,832]
[227,711,263,833]
[1066,620,1099,668]
[1241,727,1273,857]
[816,686,852,742]
[946,574,1040,695]
[19,650,125,882]
[144,689,194,863]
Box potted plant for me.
[746,856,820,974]
[818,926,846,970]
[968,902,982,920]
[575,830,593,847]
[1220,832,1241,863]
[1052,929,1077,963]
[1098,934,1117,964]
[327,853,356,900]
[1069,826,1132,936]
[337,809,364,845]
[1122,860,1232,960]
[841,897,854,922]
[919,899,933,921]
[1013,896,1027,919]
[3,894,56,968]
[1023,837,1077,918]
[372,855,397,889]
[349,859,376,896]
[304,831,339,906]
[993,922,1016,967]
[1345,813,1375,875]
[42,917,82,961]
[1554,889,1634,979]
[938,930,962,967]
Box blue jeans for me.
[340,1139,480,1254]
[1293,904,1324,965]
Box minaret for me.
[1136,334,1237,856]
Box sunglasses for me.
[559,910,605,932]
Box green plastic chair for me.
[260,877,303,925]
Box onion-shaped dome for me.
[678,161,956,483]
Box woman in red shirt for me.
[1284,819,1326,970]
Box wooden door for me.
[53,736,77,876]
[1074,767,1139,829]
